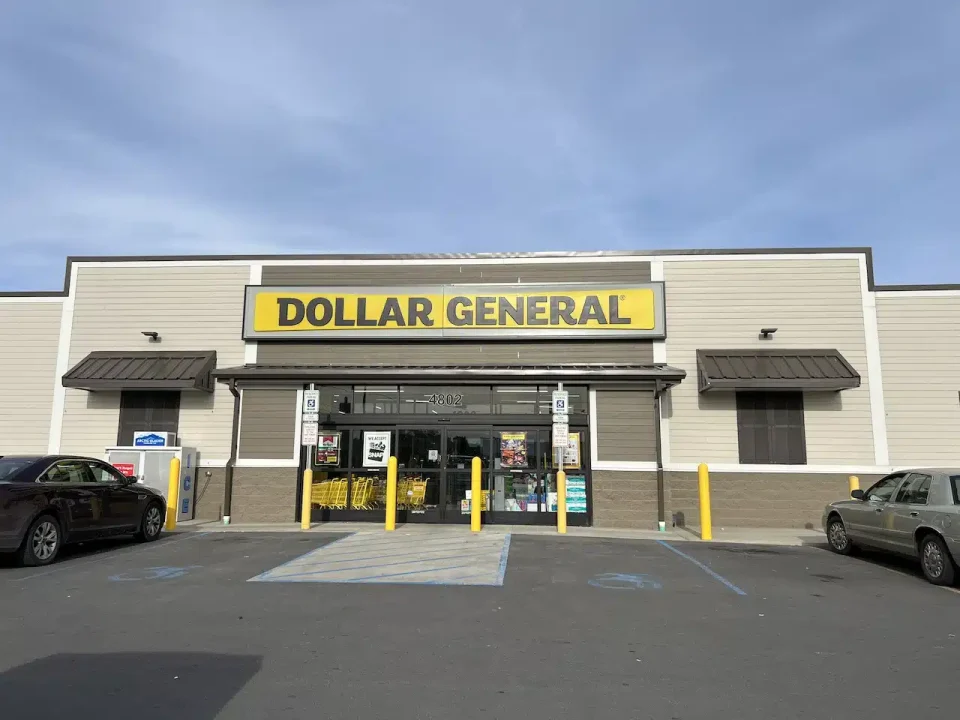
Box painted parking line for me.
[656,540,748,596]
[251,530,512,586]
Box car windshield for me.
[0,457,35,481]
[950,476,960,505]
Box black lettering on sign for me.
[356,298,377,326]
[447,297,472,326]
[378,298,406,327]
[550,296,577,326]
[577,295,608,325]
[526,296,548,326]
[475,297,497,326]
[334,298,355,327]
[608,295,631,325]
[306,298,333,326]
[499,296,524,326]
[277,298,305,327]
[408,298,435,327]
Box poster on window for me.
[499,432,528,468]
[552,432,581,469]
[315,432,341,466]
[362,431,391,467]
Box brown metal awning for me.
[696,349,860,393]
[213,362,687,387]
[62,351,218,393]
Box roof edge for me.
[0,246,877,298]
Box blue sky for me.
[1,1,957,291]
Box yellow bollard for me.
[697,462,712,541]
[848,475,860,495]
[165,457,180,532]
[471,457,482,532]
[557,470,567,534]
[385,456,398,531]
[300,468,313,530]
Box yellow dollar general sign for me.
[243,284,665,339]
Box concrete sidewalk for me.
[174,519,827,546]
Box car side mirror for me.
[851,489,865,500]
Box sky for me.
[1,1,958,291]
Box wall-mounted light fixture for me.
[141,331,161,342]
[759,328,778,340]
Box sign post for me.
[552,384,569,534]
[300,385,318,530]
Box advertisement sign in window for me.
[362,431,391,467]
[499,432,528,468]
[315,432,341,466]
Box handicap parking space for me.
[505,535,749,598]
[1,531,346,590]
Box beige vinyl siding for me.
[664,259,874,465]
[261,261,651,286]
[238,389,297,459]
[259,341,653,366]
[60,265,248,458]
[877,294,960,466]
[595,390,656,462]
[0,301,61,453]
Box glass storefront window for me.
[399,386,492,415]
[492,386,539,414]
[536,386,588,415]
[315,386,353,415]
[309,469,350,510]
[396,428,442,469]
[354,386,401,414]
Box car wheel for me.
[19,514,62,567]
[826,516,854,555]
[135,503,164,543]
[919,534,957,586]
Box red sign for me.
[113,463,136,477]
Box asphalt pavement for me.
[1,530,958,720]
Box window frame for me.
[893,472,933,505]
[863,473,906,503]
[735,391,807,465]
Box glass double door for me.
[396,427,492,523]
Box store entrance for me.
[395,427,492,523]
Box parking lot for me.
[1,530,958,720]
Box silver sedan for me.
[822,468,960,586]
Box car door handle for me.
[910,511,919,517]
[875,508,883,513]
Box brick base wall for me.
[193,466,226,521]
[666,472,884,530]
[591,470,660,529]
[231,467,299,523]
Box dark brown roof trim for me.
[874,284,960,292]
[213,362,687,388]
[1,246,879,298]
[63,350,217,393]
[696,349,860,393]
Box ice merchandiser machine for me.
[105,434,198,522]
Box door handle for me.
[910,511,919,517]
[875,508,883,513]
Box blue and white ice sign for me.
[133,432,169,447]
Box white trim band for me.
[235,458,301,468]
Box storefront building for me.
[2,247,958,530]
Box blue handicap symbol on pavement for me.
[588,573,662,590]
[109,566,201,581]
